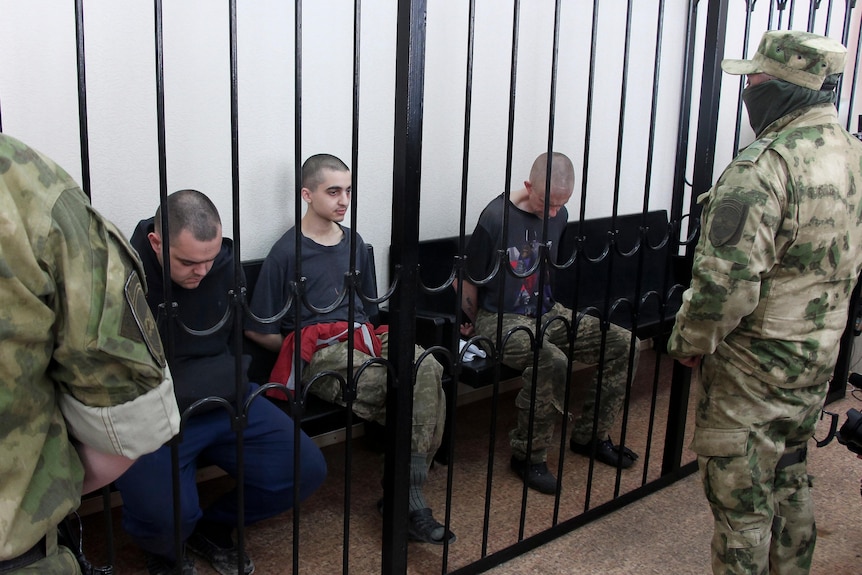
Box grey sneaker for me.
[186,532,254,575]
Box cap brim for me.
[721,58,761,75]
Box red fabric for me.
[266,322,387,399]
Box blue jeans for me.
[115,385,326,560]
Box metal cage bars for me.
[3,0,861,574]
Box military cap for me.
[721,30,846,90]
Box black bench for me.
[405,209,689,389]
[554,209,687,342]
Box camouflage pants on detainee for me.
[692,355,826,575]
[475,302,638,463]
[301,331,446,459]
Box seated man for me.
[244,154,453,545]
[116,189,327,575]
[460,152,640,494]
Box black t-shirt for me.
[466,194,567,317]
[247,225,378,333]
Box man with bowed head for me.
[460,151,640,495]
[116,189,327,575]
[667,30,862,574]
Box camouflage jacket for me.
[668,103,862,388]
[0,134,179,569]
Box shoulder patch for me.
[708,198,750,247]
[735,135,778,165]
[123,270,166,367]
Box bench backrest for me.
[554,210,678,323]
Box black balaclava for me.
[742,73,840,136]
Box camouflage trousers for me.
[475,303,638,462]
[301,331,446,459]
[691,355,826,575]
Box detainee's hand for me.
[677,355,702,369]
[459,322,475,338]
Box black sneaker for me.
[145,549,196,575]
[186,532,254,575]
[570,436,639,469]
[509,455,557,494]
[408,508,456,545]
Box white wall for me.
[1,1,857,289]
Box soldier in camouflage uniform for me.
[0,133,181,573]
[667,30,862,575]
[245,154,453,545]
[461,152,640,495]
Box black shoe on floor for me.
[145,549,196,575]
[408,508,456,545]
[186,531,254,575]
[570,436,639,469]
[377,499,456,545]
[509,455,557,494]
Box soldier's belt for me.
[0,536,46,573]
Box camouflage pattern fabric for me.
[300,331,446,457]
[0,133,171,572]
[668,101,862,574]
[722,30,847,90]
[693,358,823,575]
[475,302,637,462]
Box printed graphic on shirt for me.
[508,230,553,317]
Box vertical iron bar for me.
[74,1,116,569]
[546,0,570,528]
[443,0,478,568]
[731,2,755,155]
[291,2,305,574]
[74,0,92,200]
[578,0,602,512]
[226,3,249,575]
[669,1,698,232]
[632,0,668,490]
[603,0,637,502]
[844,2,861,131]
[384,0,426,572]
[494,0,533,543]
[663,0,731,476]
[150,2,184,572]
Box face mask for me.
[742,78,836,136]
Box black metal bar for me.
[669,1,697,232]
[731,2,755,156]
[442,0,477,570]
[844,2,861,131]
[663,0,731,477]
[74,0,91,200]
[384,0,427,572]
[226,4,250,575]
[687,0,728,230]
[291,3,305,573]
